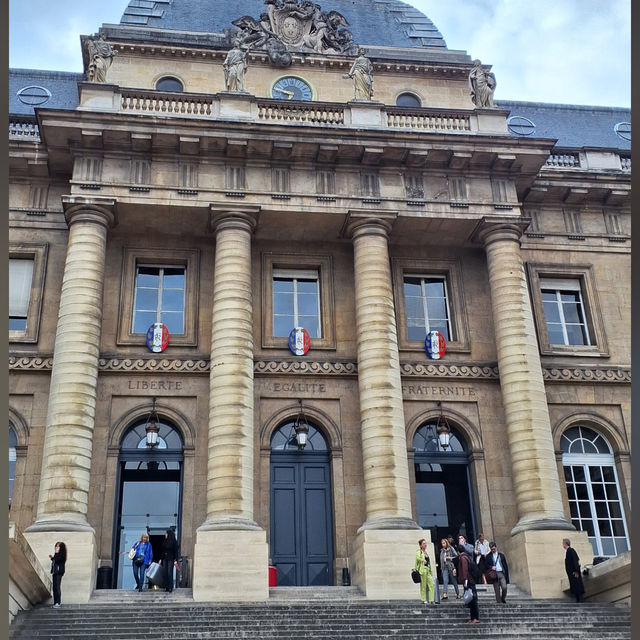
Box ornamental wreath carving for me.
[230,0,358,67]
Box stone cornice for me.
[9,354,630,384]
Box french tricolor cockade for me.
[145,323,170,353]
[288,327,310,356]
[424,330,446,360]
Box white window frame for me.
[272,268,321,338]
[132,265,186,335]
[540,277,591,346]
[403,274,453,342]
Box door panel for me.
[270,456,333,586]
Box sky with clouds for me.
[9,0,630,107]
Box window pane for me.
[274,292,295,316]
[404,279,422,297]
[594,502,608,518]
[298,316,320,338]
[615,538,628,554]
[600,538,615,556]
[426,297,447,321]
[274,316,294,337]
[578,501,592,518]
[608,502,622,518]
[407,325,425,341]
[9,318,28,331]
[605,484,619,499]
[542,300,561,323]
[575,484,588,500]
[583,520,595,536]
[297,293,318,316]
[405,296,424,320]
[161,312,184,335]
[602,467,616,482]
[424,280,444,297]
[611,520,626,537]
[137,268,159,287]
[572,467,586,482]
[163,270,185,288]
[135,288,159,311]
[541,290,557,302]
[589,467,603,482]
[564,467,573,481]
[133,311,157,334]
[560,291,580,304]
[547,324,565,345]
[591,484,605,500]
[598,520,612,536]
[273,279,294,293]
[569,502,578,518]
[561,301,582,323]
[429,320,450,341]
[162,289,184,312]
[9,259,34,317]
[297,279,318,294]
[565,324,587,346]
[566,484,575,499]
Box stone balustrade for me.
[545,152,580,168]
[257,99,345,125]
[385,108,470,131]
[620,155,631,171]
[9,119,40,140]
[121,89,214,117]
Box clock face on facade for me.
[271,76,313,101]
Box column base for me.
[350,528,431,599]
[503,529,593,598]
[22,529,97,604]
[192,528,269,602]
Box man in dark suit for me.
[487,541,509,603]
[563,538,585,603]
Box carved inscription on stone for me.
[127,380,184,391]
[264,382,327,393]
[402,384,477,398]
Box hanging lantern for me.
[145,397,160,448]
[294,400,310,450]
[435,401,451,450]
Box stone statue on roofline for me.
[342,49,374,100]
[86,34,117,83]
[223,40,249,92]
[468,59,497,108]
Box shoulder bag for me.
[411,568,421,583]
[127,544,137,560]
[462,586,474,605]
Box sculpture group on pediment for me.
[230,0,358,67]
[86,34,117,83]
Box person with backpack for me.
[457,544,480,623]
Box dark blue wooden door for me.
[270,453,333,586]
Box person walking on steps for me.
[457,544,480,624]
[49,541,67,608]
[487,541,509,603]
[439,538,460,600]
[160,528,180,592]
[563,538,585,603]
[415,538,436,605]
[130,532,153,591]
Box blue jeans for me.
[441,567,459,596]
[133,560,147,589]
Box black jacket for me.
[487,551,510,583]
[161,536,180,563]
[564,547,581,576]
[51,552,66,576]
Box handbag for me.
[133,555,145,567]
[411,569,421,584]
[462,586,474,605]
[127,545,137,560]
[485,568,498,584]
[146,561,163,586]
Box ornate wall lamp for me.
[294,399,310,450]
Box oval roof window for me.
[507,115,536,136]
[17,85,52,106]
[614,122,631,142]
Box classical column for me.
[193,206,268,601]
[478,219,590,598]
[346,213,420,600]
[24,195,115,603]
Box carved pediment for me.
[231,0,358,67]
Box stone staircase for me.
[10,586,630,639]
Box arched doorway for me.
[561,425,630,559]
[413,422,477,550]
[113,417,184,589]
[270,418,334,586]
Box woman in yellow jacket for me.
[415,538,435,604]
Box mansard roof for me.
[118,0,448,50]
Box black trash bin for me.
[96,566,113,589]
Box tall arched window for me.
[561,426,629,558]
[9,425,17,506]
[270,420,328,451]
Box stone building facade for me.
[9,0,630,607]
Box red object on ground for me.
[268,565,277,587]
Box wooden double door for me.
[270,452,334,586]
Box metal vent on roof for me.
[17,85,52,106]
[507,115,536,136]
[614,122,631,142]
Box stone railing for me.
[9,118,40,140]
[257,99,344,125]
[386,108,471,132]
[121,89,214,117]
[545,152,580,168]
[620,155,631,172]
